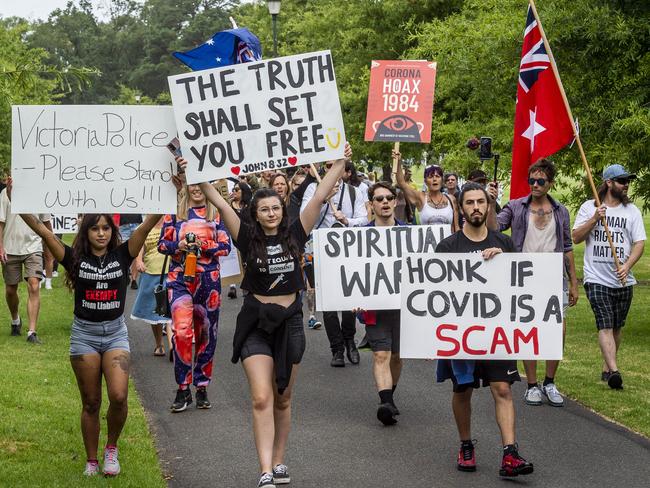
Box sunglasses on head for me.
[528,177,548,186]
[424,165,443,178]
[613,177,631,185]
[372,195,395,203]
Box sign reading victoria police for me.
[400,253,564,360]
[168,50,347,184]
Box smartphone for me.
[167,137,183,173]
[479,137,493,160]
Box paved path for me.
[126,290,650,488]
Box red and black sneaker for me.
[499,450,534,477]
[457,441,476,472]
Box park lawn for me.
[0,276,166,487]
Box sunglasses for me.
[613,177,631,185]
[528,177,548,186]
[372,195,395,203]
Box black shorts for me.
[240,312,306,364]
[452,360,521,393]
[584,282,634,330]
[365,310,400,353]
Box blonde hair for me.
[177,184,218,221]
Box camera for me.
[479,137,493,160]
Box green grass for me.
[0,274,166,487]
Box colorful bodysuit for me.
[158,206,231,388]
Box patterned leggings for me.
[168,271,221,387]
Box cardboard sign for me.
[364,60,437,143]
[400,253,564,360]
[313,225,451,311]
[168,50,346,183]
[11,105,178,214]
[220,247,241,278]
[50,214,78,234]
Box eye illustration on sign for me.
[372,115,424,142]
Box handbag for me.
[153,255,171,318]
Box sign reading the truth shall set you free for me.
[11,105,178,214]
[364,60,437,143]
[400,253,563,360]
[168,50,346,183]
[313,225,451,311]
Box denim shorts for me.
[240,312,306,364]
[70,316,130,356]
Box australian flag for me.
[510,5,574,200]
[173,28,262,71]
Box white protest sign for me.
[400,253,563,360]
[168,50,346,183]
[11,105,178,214]
[220,247,241,278]
[313,225,451,311]
[50,214,78,234]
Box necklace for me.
[96,253,108,268]
[427,193,448,209]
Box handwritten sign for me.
[364,60,437,143]
[50,214,78,234]
[400,253,563,360]
[11,105,178,214]
[168,50,346,183]
[313,225,450,311]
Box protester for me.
[444,172,460,199]
[436,182,534,478]
[300,154,368,367]
[228,181,253,299]
[492,159,578,406]
[468,169,501,213]
[19,208,161,476]
[130,216,172,357]
[159,183,231,412]
[258,170,274,189]
[118,213,143,289]
[188,144,351,488]
[270,173,290,206]
[572,164,646,390]
[395,152,459,232]
[353,182,404,426]
[0,179,51,343]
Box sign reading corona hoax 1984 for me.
[168,50,346,183]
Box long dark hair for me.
[597,181,629,206]
[248,189,302,264]
[65,214,120,290]
[235,181,253,208]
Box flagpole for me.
[528,0,623,277]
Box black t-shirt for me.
[61,242,134,321]
[235,219,309,295]
[436,229,515,254]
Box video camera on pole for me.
[183,232,200,283]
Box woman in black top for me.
[230,181,253,220]
[181,143,351,488]
[20,211,161,477]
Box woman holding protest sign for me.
[158,183,231,413]
[18,204,162,477]
[395,150,459,232]
[179,143,351,488]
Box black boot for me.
[345,339,360,365]
[330,350,345,367]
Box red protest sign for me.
[364,60,437,143]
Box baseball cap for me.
[603,164,636,181]
[468,169,487,182]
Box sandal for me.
[154,346,165,356]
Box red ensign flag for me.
[510,5,574,200]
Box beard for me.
[463,211,487,227]
[610,185,627,201]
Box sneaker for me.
[377,402,398,426]
[457,440,477,472]
[170,388,193,412]
[258,472,276,488]
[10,319,22,336]
[272,464,290,484]
[330,350,345,367]
[524,385,542,406]
[307,316,322,330]
[542,383,564,407]
[196,387,212,409]
[83,460,100,476]
[103,446,120,476]
[608,371,623,390]
[45,279,52,290]
[52,270,59,278]
[601,371,611,382]
[27,332,42,344]
[500,450,534,477]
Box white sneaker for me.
[103,446,120,476]
[272,464,290,484]
[52,271,59,277]
[45,279,52,290]
[258,472,275,488]
[83,461,100,476]
[542,383,564,407]
[524,385,543,406]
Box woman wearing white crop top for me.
[395,151,459,232]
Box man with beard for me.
[353,182,404,426]
[572,164,646,390]
[435,182,534,478]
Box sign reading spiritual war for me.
[313,225,451,311]
[11,105,178,214]
[168,50,346,183]
[400,253,564,360]
[51,214,78,234]
[364,60,437,143]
